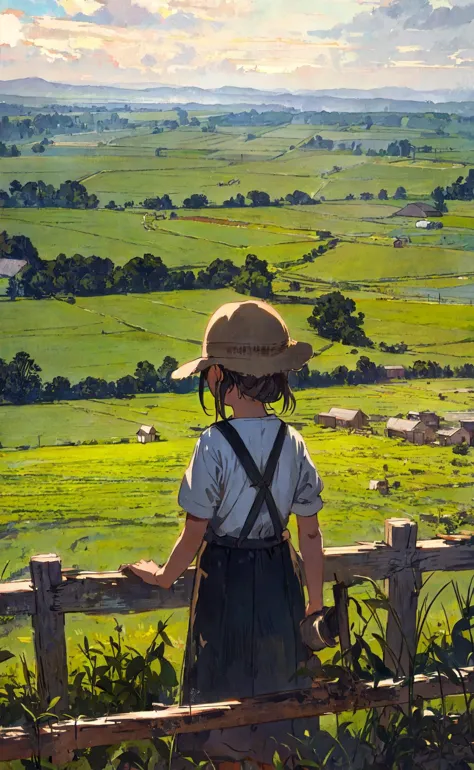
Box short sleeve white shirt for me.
[178,415,323,539]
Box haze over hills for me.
[2,78,474,115]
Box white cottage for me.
[137,425,157,444]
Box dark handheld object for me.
[300,605,339,651]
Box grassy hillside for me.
[1,379,473,666]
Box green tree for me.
[247,190,272,207]
[115,375,138,398]
[233,254,273,299]
[183,194,208,208]
[307,291,373,347]
[31,143,45,154]
[378,189,388,201]
[196,258,239,289]
[6,277,19,301]
[393,186,407,200]
[156,356,179,392]
[43,376,71,401]
[432,186,448,213]
[134,361,158,392]
[4,352,42,404]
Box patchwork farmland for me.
[2,105,474,684]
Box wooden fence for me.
[1,517,474,764]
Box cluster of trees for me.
[346,187,407,202]
[3,348,474,406]
[431,170,474,210]
[303,135,335,151]
[291,356,472,391]
[0,231,41,268]
[0,180,99,209]
[12,252,273,300]
[0,112,129,143]
[308,292,374,348]
[32,138,54,154]
[142,194,174,210]
[183,194,209,209]
[0,353,194,406]
[0,142,20,157]
[364,139,413,158]
[379,341,408,354]
[285,190,320,206]
[208,110,290,128]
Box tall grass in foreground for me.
[0,578,473,769]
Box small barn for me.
[0,258,27,278]
[437,427,471,447]
[369,479,389,495]
[317,407,369,430]
[136,425,157,444]
[460,419,474,445]
[393,236,410,248]
[386,418,436,445]
[407,410,440,430]
[394,202,442,218]
[384,365,406,380]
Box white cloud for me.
[0,11,25,47]
[59,0,103,15]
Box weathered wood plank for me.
[384,519,421,677]
[0,580,35,616]
[54,569,196,614]
[1,668,474,763]
[30,555,69,712]
[2,539,473,617]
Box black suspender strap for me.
[213,420,287,546]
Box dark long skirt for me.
[177,539,313,765]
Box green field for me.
[3,285,474,385]
[2,109,474,683]
[2,379,474,666]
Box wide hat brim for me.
[171,339,313,380]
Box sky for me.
[0,0,474,91]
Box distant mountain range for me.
[2,78,474,114]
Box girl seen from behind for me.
[122,300,325,768]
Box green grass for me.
[1,379,474,666]
[2,116,474,678]
[4,286,474,384]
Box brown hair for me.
[199,365,296,421]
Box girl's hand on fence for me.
[120,559,171,588]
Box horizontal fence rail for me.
[1,668,474,764]
[0,518,473,764]
[2,531,474,619]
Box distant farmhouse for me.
[317,407,369,430]
[407,410,440,430]
[394,202,442,218]
[136,425,157,444]
[460,419,474,445]
[0,258,27,278]
[437,427,471,447]
[386,417,436,445]
[384,365,406,379]
[393,236,411,248]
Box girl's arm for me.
[297,514,324,616]
[122,514,208,588]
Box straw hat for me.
[171,300,313,380]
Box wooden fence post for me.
[333,581,352,668]
[384,519,421,677]
[30,554,69,713]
